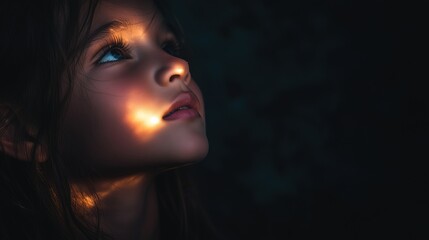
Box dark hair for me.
[0,0,219,239]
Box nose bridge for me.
[155,52,190,87]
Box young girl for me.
[0,0,219,239]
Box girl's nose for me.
[155,54,191,87]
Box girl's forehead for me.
[98,0,155,10]
[90,0,158,32]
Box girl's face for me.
[62,0,208,173]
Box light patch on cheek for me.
[125,92,167,141]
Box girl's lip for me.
[162,92,200,120]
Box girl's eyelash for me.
[93,36,185,66]
[95,36,131,65]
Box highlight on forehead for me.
[86,18,151,46]
[82,0,185,47]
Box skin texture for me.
[62,0,208,173]
[58,0,209,239]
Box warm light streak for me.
[125,93,167,140]
[73,176,146,210]
[131,109,161,129]
[149,116,160,125]
[81,196,96,208]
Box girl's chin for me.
[107,135,208,172]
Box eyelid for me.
[92,35,131,65]
[161,40,178,51]
[163,33,182,46]
[161,37,185,58]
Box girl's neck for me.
[72,174,159,240]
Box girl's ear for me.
[0,106,48,162]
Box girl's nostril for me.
[169,74,181,82]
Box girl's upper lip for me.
[162,92,200,119]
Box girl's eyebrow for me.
[85,20,130,48]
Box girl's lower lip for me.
[162,109,199,121]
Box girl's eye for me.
[162,40,185,59]
[98,48,126,64]
[97,45,130,65]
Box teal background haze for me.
[166,0,427,239]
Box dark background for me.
[166,0,427,239]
